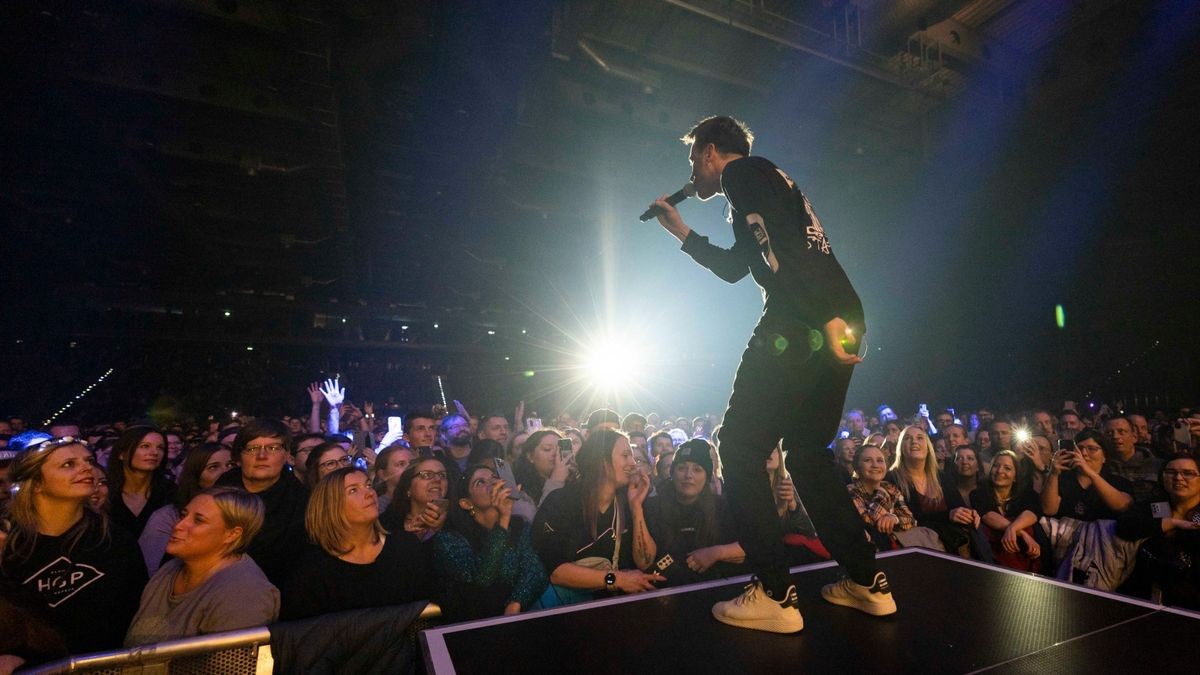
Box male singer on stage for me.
[649,116,896,633]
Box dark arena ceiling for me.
[2,0,1198,417]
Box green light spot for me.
[523,370,536,378]
[1055,304,1065,329]
[772,336,789,355]
[808,329,824,352]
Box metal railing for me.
[21,604,442,675]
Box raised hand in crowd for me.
[475,478,515,530]
[320,378,345,433]
[341,402,363,427]
[307,382,323,433]
[1018,438,1046,473]
[775,474,798,515]
[320,378,345,407]
[549,444,572,483]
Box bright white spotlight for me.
[582,336,645,391]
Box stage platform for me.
[421,548,1200,674]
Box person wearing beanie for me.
[643,439,746,587]
[585,409,621,435]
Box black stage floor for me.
[421,548,1200,674]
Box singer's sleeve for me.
[679,231,753,283]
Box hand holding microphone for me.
[640,183,695,221]
[644,183,695,243]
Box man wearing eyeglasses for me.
[1104,416,1164,503]
[217,418,311,586]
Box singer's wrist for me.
[669,222,692,244]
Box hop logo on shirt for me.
[23,556,105,608]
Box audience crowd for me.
[1,382,1198,672]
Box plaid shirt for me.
[847,480,916,532]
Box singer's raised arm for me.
[679,231,755,284]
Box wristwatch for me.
[604,572,617,591]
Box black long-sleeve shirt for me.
[680,156,864,331]
[216,468,311,588]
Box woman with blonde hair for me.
[125,487,277,645]
[281,467,433,620]
[889,425,980,555]
[0,438,146,656]
[138,442,235,574]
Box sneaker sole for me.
[711,606,804,634]
[820,588,897,616]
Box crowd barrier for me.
[19,604,442,675]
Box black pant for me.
[719,313,877,593]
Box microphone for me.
[639,183,695,222]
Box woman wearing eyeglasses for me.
[0,438,147,660]
[304,442,353,488]
[215,420,309,588]
[1116,454,1200,609]
[138,442,236,575]
[1038,429,1135,581]
[380,457,452,543]
[280,467,433,620]
[1041,429,1133,522]
[432,464,548,621]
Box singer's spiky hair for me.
[681,116,753,156]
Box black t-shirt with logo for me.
[1,520,147,654]
[680,156,864,331]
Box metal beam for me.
[662,0,942,97]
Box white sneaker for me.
[712,579,804,634]
[820,571,897,616]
